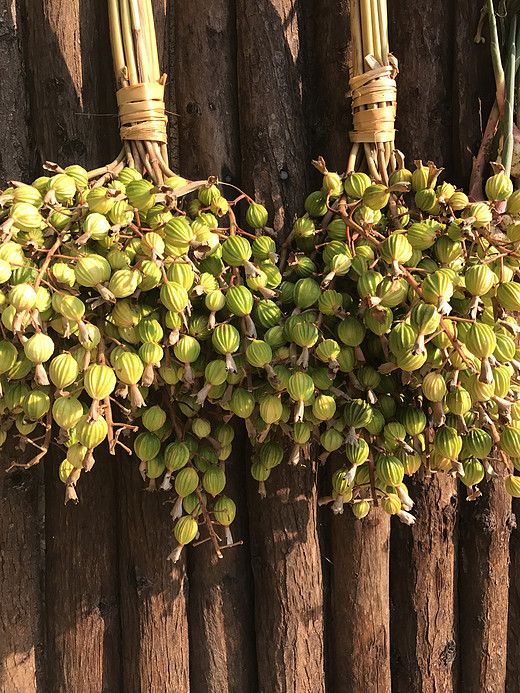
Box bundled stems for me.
[107,0,174,183]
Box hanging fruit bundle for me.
[3,0,520,563]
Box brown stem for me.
[469,100,500,201]
[195,487,223,559]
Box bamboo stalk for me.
[108,0,125,85]
[138,1,155,81]
[129,0,148,82]
[142,0,160,82]
[517,20,520,129]
[503,15,516,175]
[378,0,389,64]
[120,0,138,85]
[360,0,374,67]
[370,0,382,64]
[487,0,506,113]
[351,0,364,76]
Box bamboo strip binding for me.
[349,59,398,144]
[117,79,168,143]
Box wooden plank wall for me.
[0,1,515,691]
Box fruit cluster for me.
[1,156,520,559]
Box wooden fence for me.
[0,1,516,691]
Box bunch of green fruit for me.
[3,151,520,561]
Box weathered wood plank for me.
[236,4,325,691]
[452,0,495,192]
[507,498,520,686]
[0,3,44,691]
[45,452,122,693]
[388,1,456,176]
[247,459,325,693]
[0,443,44,693]
[173,4,258,689]
[0,0,33,181]
[117,455,190,693]
[390,475,459,693]
[308,0,352,174]
[236,0,312,236]
[329,508,391,693]
[458,465,513,693]
[174,0,240,184]
[186,433,258,693]
[22,0,119,170]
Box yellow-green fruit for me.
[485,172,513,201]
[134,432,161,461]
[381,493,402,515]
[175,467,199,497]
[505,475,520,498]
[142,406,167,432]
[500,427,520,457]
[84,364,116,400]
[67,443,88,469]
[214,496,237,525]
[352,501,371,519]
[76,415,108,449]
[174,515,199,546]
[332,468,352,495]
[24,333,54,363]
[52,396,84,429]
[202,465,226,496]
[59,460,76,484]
[23,390,50,420]
[459,458,485,487]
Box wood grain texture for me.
[187,439,258,693]
[329,508,391,693]
[0,0,33,181]
[117,455,190,693]
[173,6,258,689]
[247,459,325,693]
[458,463,513,693]
[390,475,459,693]
[0,442,43,693]
[45,451,122,693]
[236,6,325,689]
[174,0,240,184]
[236,0,312,236]
[452,0,495,191]
[308,0,352,174]
[388,1,456,178]
[507,498,520,684]
[0,4,43,691]
[22,0,119,170]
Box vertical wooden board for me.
[507,498,520,685]
[236,0,312,234]
[458,468,513,693]
[0,0,33,181]
[117,455,190,693]
[452,0,495,191]
[45,451,122,693]
[236,4,325,689]
[308,0,352,174]
[0,4,43,691]
[186,432,258,693]
[247,460,325,693]
[21,0,119,169]
[174,0,240,183]
[390,475,459,693]
[172,3,258,689]
[329,508,391,693]
[387,1,456,177]
[0,443,44,693]
[152,1,179,171]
